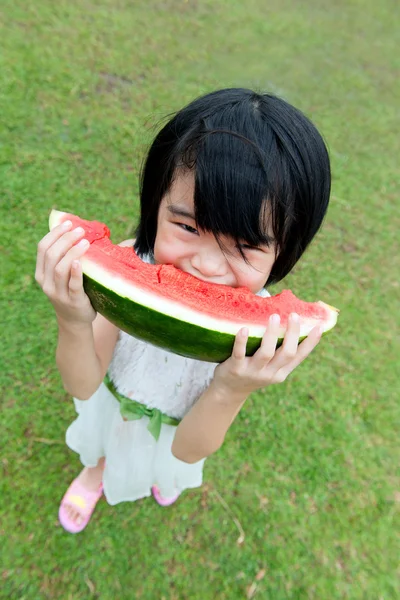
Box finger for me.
[43,227,85,292]
[275,324,323,378]
[35,219,73,284]
[231,327,249,361]
[252,314,281,367]
[273,313,301,369]
[68,258,85,295]
[54,238,90,297]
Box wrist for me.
[57,316,93,336]
[208,379,248,407]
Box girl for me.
[35,88,331,534]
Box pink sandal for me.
[59,478,103,533]
[151,485,180,507]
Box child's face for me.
[154,171,276,292]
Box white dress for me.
[66,256,270,506]
[66,334,217,505]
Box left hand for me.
[213,313,323,396]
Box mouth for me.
[155,260,229,286]
[186,270,230,286]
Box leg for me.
[61,457,105,530]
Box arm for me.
[56,314,119,400]
[35,222,129,400]
[172,313,323,464]
[55,239,133,399]
[171,382,248,464]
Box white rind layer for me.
[49,209,65,230]
[49,209,338,338]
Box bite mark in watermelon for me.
[48,210,339,363]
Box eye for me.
[238,243,260,252]
[177,223,198,235]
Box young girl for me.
[35,88,331,534]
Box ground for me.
[1,0,399,598]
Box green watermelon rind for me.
[83,274,289,363]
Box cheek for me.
[154,239,172,264]
[233,253,275,289]
[154,226,183,264]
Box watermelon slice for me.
[48,210,339,363]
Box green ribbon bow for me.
[104,373,180,441]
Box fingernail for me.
[270,314,280,325]
[62,220,72,230]
[74,227,84,235]
[291,313,299,323]
[77,238,89,248]
[242,327,249,337]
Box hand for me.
[213,313,323,396]
[35,219,97,325]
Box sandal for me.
[151,485,180,507]
[58,478,103,534]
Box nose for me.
[191,247,226,279]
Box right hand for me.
[35,219,97,325]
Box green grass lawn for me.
[1,0,399,598]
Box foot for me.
[60,459,105,532]
[151,485,180,507]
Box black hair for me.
[133,87,331,285]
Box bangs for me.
[174,127,285,262]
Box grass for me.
[1,0,399,598]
